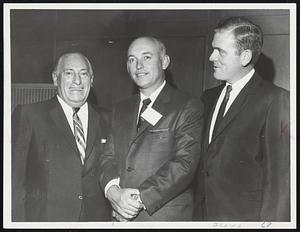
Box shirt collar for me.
[226,68,255,90]
[140,80,166,103]
[56,95,88,115]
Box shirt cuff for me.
[104,177,120,198]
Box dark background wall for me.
[11,9,290,110]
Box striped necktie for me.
[73,107,86,164]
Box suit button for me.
[201,170,209,176]
[127,167,134,172]
[78,195,83,200]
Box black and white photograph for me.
[3,3,296,229]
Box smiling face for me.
[209,31,244,84]
[52,53,93,108]
[127,37,169,96]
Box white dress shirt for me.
[209,69,255,143]
[57,95,88,162]
[137,80,166,122]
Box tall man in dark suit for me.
[12,53,112,221]
[98,37,204,221]
[194,17,290,221]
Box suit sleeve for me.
[260,90,290,221]
[138,99,204,215]
[11,105,32,221]
[97,108,119,191]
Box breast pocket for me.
[149,128,170,140]
[148,128,174,168]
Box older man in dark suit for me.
[98,36,204,221]
[194,17,290,221]
[12,53,112,221]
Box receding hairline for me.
[128,37,167,57]
[54,52,93,76]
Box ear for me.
[90,75,94,87]
[240,49,252,66]
[52,72,58,86]
[162,55,170,70]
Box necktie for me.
[73,107,86,164]
[212,85,232,138]
[137,98,151,131]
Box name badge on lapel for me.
[141,107,162,126]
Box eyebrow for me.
[127,51,154,58]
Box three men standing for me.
[11,17,290,223]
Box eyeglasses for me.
[62,69,90,79]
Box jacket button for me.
[78,195,83,200]
[127,167,134,172]
[201,170,209,176]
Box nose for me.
[73,72,82,85]
[209,49,218,62]
[136,59,144,70]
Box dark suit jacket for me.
[12,97,112,221]
[194,72,290,221]
[98,83,204,221]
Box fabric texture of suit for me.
[194,72,290,221]
[98,83,204,221]
[12,97,112,221]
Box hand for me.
[107,185,144,220]
[112,210,129,222]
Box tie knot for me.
[73,107,80,114]
[226,85,232,93]
[142,98,151,107]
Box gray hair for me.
[53,52,94,77]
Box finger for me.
[114,204,138,217]
[126,188,141,195]
[117,209,137,220]
[127,197,143,209]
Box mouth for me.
[135,72,148,77]
[69,88,84,92]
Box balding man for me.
[12,53,112,221]
[98,37,204,221]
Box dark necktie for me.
[212,85,232,138]
[137,98,151,131]
[73,107,86,164]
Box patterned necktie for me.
[73,107,86,164]
[137,98,151,131]
[212,85,232,138]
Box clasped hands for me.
[107,185,145,221]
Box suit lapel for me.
[132,84,171,142]
[49,97,79,157]
[126,84,171,167]
[203,87,222,151]
[84,104,99,163]
[123,95,140,147]
[210,73,262,144]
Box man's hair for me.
[53,52,94,77]
[215,17,263,64]
[132,36,167,58]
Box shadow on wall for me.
[255,53,276,83]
